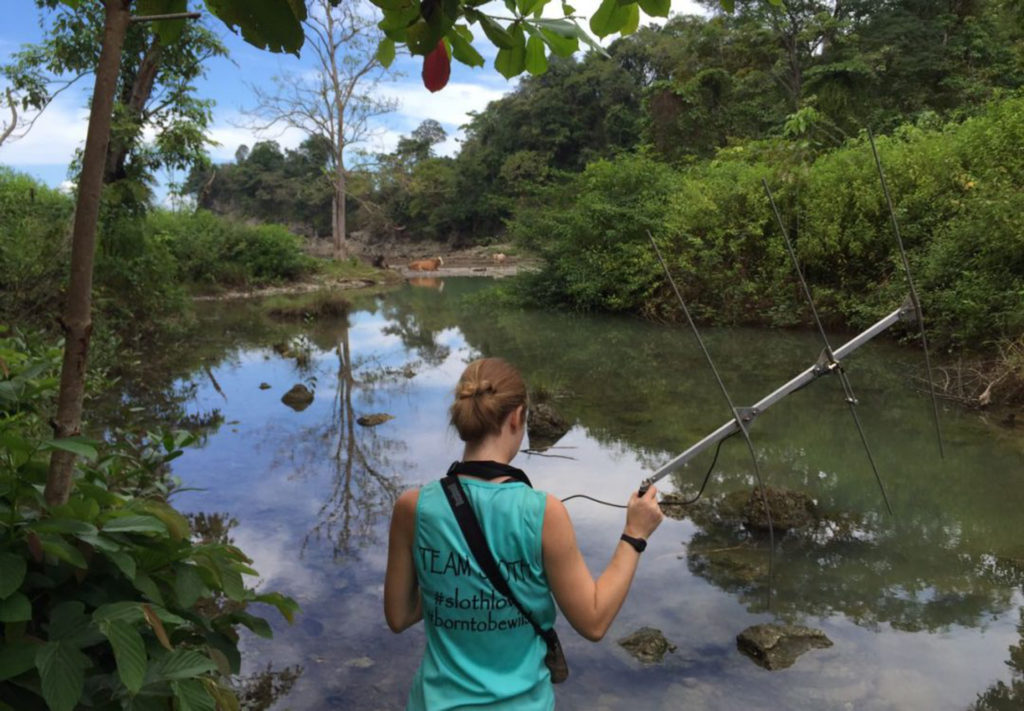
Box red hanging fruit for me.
[422,40,450,93]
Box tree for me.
[36,0,773,506]
[247,0,397,258]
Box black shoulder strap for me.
[440,472,557,647]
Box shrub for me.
[0,333,298,710]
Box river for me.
[123,277,1024,710]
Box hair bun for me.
[456,380,495,399]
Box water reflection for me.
[119,279,1024,710]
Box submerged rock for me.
[281,384,314,411]
[736,623,833,670]
[743,487,817,533]
[357,413,394,427]
[528,402,571,450]
[618,627,677,663]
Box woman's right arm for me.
[384,488,422,633]
[542,486,663,642]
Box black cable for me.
[561,435,732,509]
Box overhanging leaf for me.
[172,678,217,711]
[449,29,484,67]
[101,514,168,535]
[40,437,98,462]
[138,500,189,541]
[0,593,31,623]
[154,649,218,682]
[637,0,669,17]
[0,639,39,681]
[590,0,631,37]
[35,641,89,711]
[0,553,26,599]
[203,0,306,54]
[495,42,526,78]
[253,592,300,624]
[101,619,147,694]
[477,15,517,49]
[524,34,547,75]
[376,38,396,68]
[173,564,207,609]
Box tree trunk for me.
[333,121,347,259]
[0,88,17,147]
[45,0,132,507]
[104,35,162,185]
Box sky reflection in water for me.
[165,280,1024,710]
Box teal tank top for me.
[408,477,556,711]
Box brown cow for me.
[407,256,444,271]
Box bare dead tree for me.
[0,89,17,147]
[245,0,397,259]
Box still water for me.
[141,278,1022,710]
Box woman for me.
[384,357,664,710]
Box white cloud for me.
[0,92,88,167]
[205,113,311,162]
[387,81,508,129]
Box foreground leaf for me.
[35,641,89,711]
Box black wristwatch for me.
[620,533,647,553]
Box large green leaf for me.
[173,564,207,609]
[94,602,145,627]
[537,26,578,57]
[101,550,137,581]
[0,553,26,599]
[171,678,217,711]
[0,593,31,623]
[30,518,98,537]
[48,602,95,645]
[449,28,485,67]
[524,34,548,75]
[153,649,218,682]
[40,437,98,462]
[495,42,526,78]
[137,0,189,44]
[637,0,669,17]
[376,38,396,68]
[590,0,632,37]
[39,535,87,569]
[477,15,517,49]
[0,639,39,681]
[35,641,89,711]
[138,501,189,541]
[253,592,300,624]
[101,514,168,535]
[203,0,306,54]
[101,619,147,694]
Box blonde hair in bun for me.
[450,358,527,442]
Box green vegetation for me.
[513,95,1024,351]
[0,169,315,348]
[0,331,298,710]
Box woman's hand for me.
[624,485,663,539]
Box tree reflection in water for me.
[970,605,1024,710]
[293,318,404,559]
[677,490,1024,634]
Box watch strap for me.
[620,533,647,553]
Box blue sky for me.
[0,0,704,198]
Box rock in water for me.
[259,382,271,390]
[618,627,677,663]
[357,413,394,427]
[528,402,571,450]
[736,624,833,670]
[281,384,314,411]
[743,487,817,532]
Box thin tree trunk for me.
[46,0,132,507]
[104,36,162,184]
[333,116,347,259]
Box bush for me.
[149,210,313,288]
[0,333,298,710]
[510,94,1024,350]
